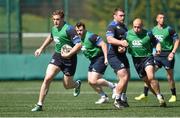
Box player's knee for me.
[88,80,97,86]
[43,77,52,85]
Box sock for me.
[75,81,80,88]
[171,88,176,96]
[115,93,121,100]
[37,102,43,106]
[121,93,127,102]
[144,86,149,96]
[157,93,162,100]
[99,91,106,97]
[107,82,115,89]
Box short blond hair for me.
[52,9,64,18]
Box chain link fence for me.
[0,0,179,54]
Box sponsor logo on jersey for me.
[155,35,164,42]
[54,36,60,43]
[81,45,87,51]
[132,40,142,47]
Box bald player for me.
[135,13,179,103]
[125,18,166,107]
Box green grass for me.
[0,80,180,117]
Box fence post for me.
[124,0,129,26]
[6,0,11,53]
[16,0,22,53]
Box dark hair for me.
[52,9,64,18]
[75,21,86,29]
[113,8,124,15]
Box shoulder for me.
[107,21,117,27]
[88,32,99,39]
[167,26,175,33]
[66,24,75,31]
[127,29,134,35]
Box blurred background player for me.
[135,13,179,103]
[31,9,82,112]
[106,8,130,109]
[126,18,166,107]
[75,22,116,104]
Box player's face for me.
[52,15,63,28]
[75,26,84,38]
[156,14,165,26]
[133,21,142,34]
[114,11,125,23]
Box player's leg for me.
[108,55,130,109]
[31,64,60,111]
[145,65,166,107]
[88,71,109,104]
[134,83,149,101]
[63,75,81,97]
[95,77,117,100]
[62,55,81,97]
[113,68,130,108]
[166,69,176,102]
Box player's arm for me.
[62,27,82,58]
[93,35,108,65]
[106,26,128,47]
[149,31,161,55]
[34,34,53,57]
[169,27,180,55]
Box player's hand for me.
[120,40,128,47]
[155,43,161,56]
[118,46,126,53]
[155,50,161,56]
[168,52,174,61]
[34,48,42,57]
[61,51,71,59]
[104,58,108,66]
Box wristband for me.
[171,52,175,55]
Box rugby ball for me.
[61,44,72,54]
[118,46,126,53]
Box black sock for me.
[144,86,149,96]
[171,88,176,96]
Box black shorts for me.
[132,56,154,78]
[49,52,77,76]
[154,56,175,70]
[89,55,107,74]
[108,54,130,73]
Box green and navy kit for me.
[126,29,158,57]
[106,21,128,55]
[81,31,103,59]
[152,25,179,53]
[51,22,81,53]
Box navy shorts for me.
[154,56,175,70]
[89,55,107,74]
[132,56,154,78]
[108,54,130,73]
[49,52,77,76]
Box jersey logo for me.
[73,35,79,40]
[155,35,164,42]
[81,45,87,51]
[50,59,55,63]
[132,40,142,47]
[120,63,125,68]
[54,36,60,43]
[116,26,121,29]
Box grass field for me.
[0,80,180,117]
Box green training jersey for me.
[81,31,102,59]
[152,25,178,52]
[126,29,156,57]
[51,22,80,53]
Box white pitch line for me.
[0,91,180,95]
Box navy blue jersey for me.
[106,21,128,55]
